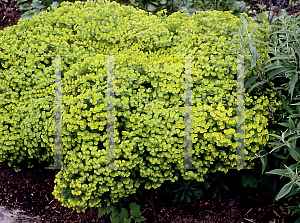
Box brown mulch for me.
[1,160,299,223]
[0,0,24,31]
[1,0,300,222]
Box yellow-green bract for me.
[0,0,282,212]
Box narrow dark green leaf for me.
[247,80,266,94]
[180,190,186,202]
[284,164,295,179]
[288,117,296,130]
[265,66,286,80]
[290,73,298,100]
[282,99,295,115]
[275,181,294,201]
[262,155,267,174]
[272,152,288,160]
[277,122,289,127]
[293,42,300,57]
[264,55,292,64]
[289,149,300,162]
[266,169,289,177]
[245,76,258,88]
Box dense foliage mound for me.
[0,0,281,212]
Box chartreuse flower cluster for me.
[0,0,281,213]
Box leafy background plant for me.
[98,200,146,223]
[171,0,249,17]
[15,0,251,21]
[222,1,300,221]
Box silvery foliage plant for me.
[226,3,300,220]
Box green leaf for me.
[284,185,300,198]
[180,190,186,202]
[272,152,288,160]
[282,99,295,115]
[265,66,286,81]
[18,3,32,11]
[242,16,248,35]
[98,207,107,218]
[34,4,46,10]
[19,10,35,20]
[266,169,289,178]
[288,117,296,130]
[50,1,60,8]
[264,55,293,64]
[249,43,256,56]
[111,207,120,217]
[247,80,266,94]
[290,73,298,100]
[110,214,120,223]
[293,42,300,57]
[147,3,157,11]
[32,8,41,14]
[228,48,246,55]
[250,38,268,45]
[124,218,132,223]
[278,122,289,128]
[275,181,294,201]
[106,206,114,214]
[261,155,267,174]
[244,64,251,73]
[258,13,268,22]
[160,0,167,4]
[203,180,210,189]
[289,149,300,162]
[17,0,28,3]
[226,40,244,44]
[151,1,159,6]
[251,53,260,67]
[129,202,142,218]
[284,164,295,179]
[119,208,129,222]
[249,26,264,40]
[136,216,147,222]
[242,175,257,188]
[220,182,229,190]
[186,194,191,203]
[31,0,42,8]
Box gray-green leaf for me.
[147,3,157,11]
[275,181,294,200]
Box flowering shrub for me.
[0,0,281,213]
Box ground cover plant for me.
[0,0,300,221]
